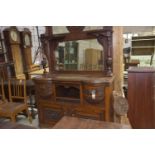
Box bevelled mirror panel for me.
[55,39,104,71]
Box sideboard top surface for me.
[33,73,114,84]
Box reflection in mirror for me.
[84,26,104,31]
[53,26,69,34]
[52,26,104,34]
[55,39,104,71]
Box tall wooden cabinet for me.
[85,48,102,70]
[128,67,155,128]
[0,33,7,79]
[56,41,78,70]
[20,28,40,78]
[3,26,25,79]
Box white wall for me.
[52,26,103,34]
[123,26,155,34]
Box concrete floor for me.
[16,114,39,128]
[0,108,39,129]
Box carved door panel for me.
[39,105,64,127]
[35,80,53,101]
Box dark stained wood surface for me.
[53,116,131,129]
[34,73,114,85]
[33,74,114,128]
[128,67,155,128]
[42,26,113,76]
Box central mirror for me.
[55,39,104,71]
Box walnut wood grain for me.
[128,67,155,128]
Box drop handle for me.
[64,111,67,115]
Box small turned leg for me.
[11,115,16,122]
[26,108,32,124]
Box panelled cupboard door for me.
[38,104,64,128]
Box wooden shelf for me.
[132,46,155,48]
[132,36,155,56]
[64,63,78,64]
[132,38,155,41]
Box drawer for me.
[74,109,104,121]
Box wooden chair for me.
[0,78,32,123]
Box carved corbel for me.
[97,32,113,76]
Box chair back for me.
[0,66,8,81]
[0,79,6,102]
[8,78,27,104]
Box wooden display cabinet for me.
[132,36,155,55]
[56,41,78,70]
[132,35,155,65]
[33,26,114,128]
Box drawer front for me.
[82,83,105,105]
[74,109,104,121]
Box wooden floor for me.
[53,116,131,129]
[0,111,39,129]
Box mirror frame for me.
[41,26,113,76]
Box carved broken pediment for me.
[66,26,85,33]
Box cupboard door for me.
[39,105,63,128]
